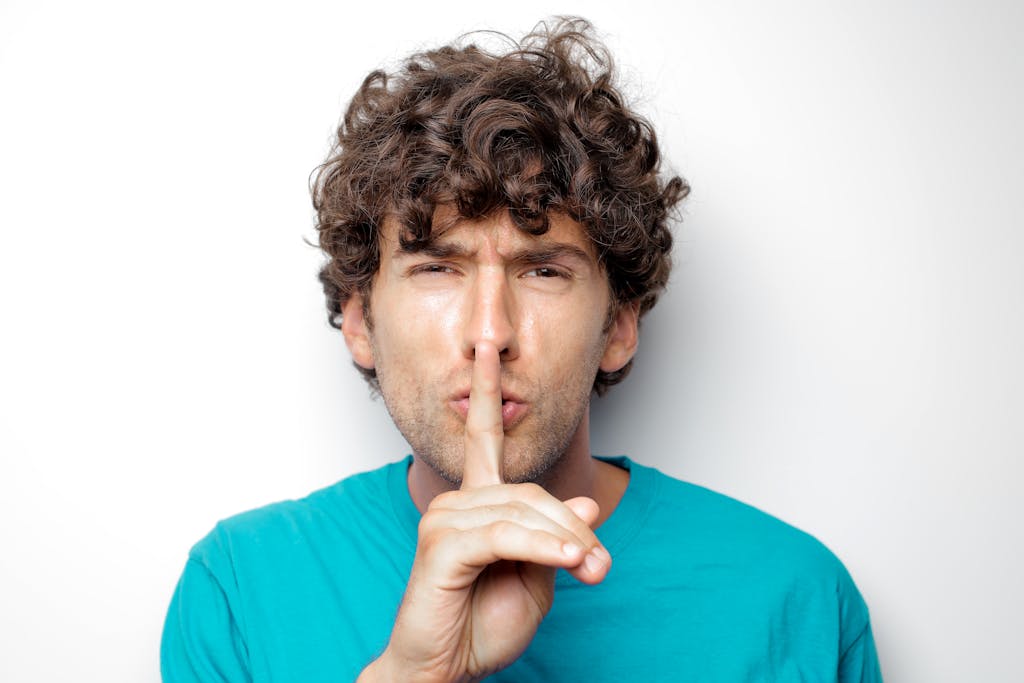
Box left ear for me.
[599,302,639,373]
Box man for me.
[162,18,882,682]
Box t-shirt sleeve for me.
[834,560,883,683]
[838,619,883,682]
[161,556,251,683]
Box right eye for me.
[410,263,458,276]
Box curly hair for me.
[313,17,689,395]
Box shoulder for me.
[187,457,410,575]
[625,459,870,630]
[635,460,843,570]
[588,458,877,672]
[164,459,415,680]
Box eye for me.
[410,263,458,276]
[523,266,569,279]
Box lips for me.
[450,390,529,430]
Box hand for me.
[359,342,611,683]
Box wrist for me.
[355,656,381,683]
[357,650,399,683]
[358,646,476,683]
[355,647,421,683]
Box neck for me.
[406,410,629,528]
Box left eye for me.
[524,267,566,278]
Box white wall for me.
[1,1,1020,680]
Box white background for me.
[1,1,1021,681]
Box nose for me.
[461,268,520,361]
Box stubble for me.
[375,349,602,487]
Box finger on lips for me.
[462,341,504,489]
[446,341,611,581]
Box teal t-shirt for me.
[161,457,882,682]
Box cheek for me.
[524,300,608,372]
[434,296,464,340]
[372,291,463,370]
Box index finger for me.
[461,341,503,489]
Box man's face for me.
[342,208,637,485]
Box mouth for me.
[450,391,529,430]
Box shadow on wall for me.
[589,301,696,468]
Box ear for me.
[599,302,639,373]
[341,293,375,370]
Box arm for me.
[838,620,884,683]
[161,557,251,683]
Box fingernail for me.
[584,551,605,574]
[563,542,583,558]
[592,546,612,566]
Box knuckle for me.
[429,490,459,509]
[417,510,446,539]
[484,519,519,540]
[501,501,529,522]
[417,525,454,555]
[516,482,547,501]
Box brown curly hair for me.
[313,17,689,395]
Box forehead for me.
[379,206,599,259]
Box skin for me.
[346,209,639,682]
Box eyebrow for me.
[394,241,594,266]
[396,241,471,259]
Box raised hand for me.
[359,342,611,682]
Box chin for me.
[415,442,565,488]
[496,442,567,485]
